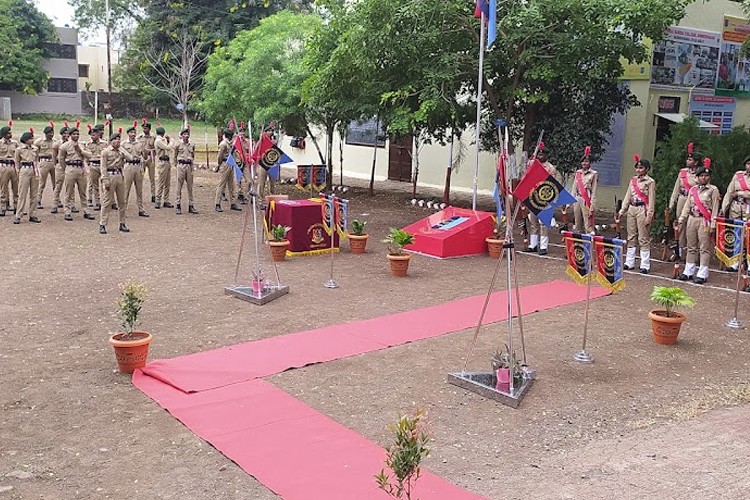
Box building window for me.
[47,78,78,94]
[78,64,89,78]
[44,43,77,60]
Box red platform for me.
[402,207,494,258]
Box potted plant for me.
[109,280,153,374]
[649,286,695,345]
[486,215,506,259]
[490,344,524,393]
[383,227,415,277]
[374,410,430,500]
[268,224,291,262]
[348,219,369,254]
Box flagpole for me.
[725,222,745,329]
[324,194,339,289]
[472,13,486,211]
[574,236,595,363]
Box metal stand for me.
[324,226,339,289]
[725,224,746,329]
[574,236,595,363]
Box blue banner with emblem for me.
[562,231,593,285]
[594,236,626,293]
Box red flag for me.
[232,135,247,164]
[512,159,549,202]
[252,134,273,162]
[497,153,508,196]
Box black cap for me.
[695,166,710,176]
[636,159,651,170]
[743,155,750,165]
[126,126,137,133]
[110,133,121,141]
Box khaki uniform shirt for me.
[541,160,558,178]
[33,137,57,164]
[174,140,195,165]
[53,139,66,167]
[84,139,107,161]
[680,184,721,228]
[58,139,92,165]
[573,168,598,205]
[721,171,750,213]
[154,136,174,164]
[138,133,156,161]
[14,143,37,167]
[621,175,656,217]
[101,145,133,172]
[121,139,146,164]
[0,138,17,163]
[669,168,698,208]
[217,138,231,165]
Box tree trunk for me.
[368,117,380,196]
[411,134,419,198]
[326,123,335,192]
[305,123,326,165]
[339,136,344,186]
[443,133,454,205]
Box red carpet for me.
[141,280,610,393]
[134,280,610,499]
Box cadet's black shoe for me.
[12,218,20,224]
[678,274,689,281]
[0,210,5,217]
[119,223,130,233]
[50,207,57,214]
[154,203,161,209]
[522,246,538,253]
[87,199,93,208]
[538,249,548,256]
[188,205,198,214]
[64,214,73,221]
[83,213,96,220]
[693,277,706,285]
[139,211,150,217]
[94,204,101,211]
[112,204,118,210]
[29,216,40,223]
[221,193,228,202]
[639,268,649,274]
[230,204,242,211]
[624,265,634,270]
[36,202,43,210]
[163,202,174,208]
[151,195,156,203]
[57,201,63,208]
[175,204,182,215]
[99,225,107,234]
[215,204,223,212]
[71,207,79,213]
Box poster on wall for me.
[593,110,626,187]
[689,95,736,135]
[716,16,750,98]
[650,26,720,92]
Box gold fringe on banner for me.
[287,248,340,257]
[716,249,741,268]
[596,274,626,293]
[566,265,590,286]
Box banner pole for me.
[574,237,595,363]
[725,222,745,329]
[472,13,485,211]
[324,194,339,289]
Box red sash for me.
[689,186,712,222]
[575,171,591,206]
[679,169,691,191]
[630,177,649,206]
[736,172,750,192]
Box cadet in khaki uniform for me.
[214,129,241,212]
[523,147,557,255]
[572,146,598,234]
[174,127,198,215]
[58,127,96,221]
[722,155,750,222]
[51,124,70,213]
[0,124,17,216]
[13,130,41,224]
[138,121,157,203]
[678,161,720,284]
[617,156,656,274]
[99,131,132,234]
[667,143,699,257]
[34,122,57,210]
[153,126,174,209]
[121,123,150,218]
[85,124,107,211]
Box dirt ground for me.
[2,169,750,499]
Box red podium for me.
[267,199,339,256]
[401,207,494,258]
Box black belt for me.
[39,156,52,160]
[631,201,645,207]
[66,161,83,166]
[158,156,170,161]
[679,189,688,196]
[125,160,141,164]
[20,162,34,167]
[733,197,747,203]
[177,159,193,164]
[0,159,13,165]
[106,169,121,174]
[89,160,101,164]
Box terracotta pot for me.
[269,240,290,262]
[648,310,687,345]
[486,237,505,259]
[109,331,153,374]
[348,234,369,254]
[387,253,412,277]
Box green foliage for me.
[350,219,367,236]
[490,344,524,388]
[269,224,291,242]
[383,228,415,255]
[199,10,321,134]
[116,280,147,339]
[650,286,694,317]
[0,0,57,93]
[374,410,430,500]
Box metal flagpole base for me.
[573,349,594,363]
[324,279,339,289]
[224,285,290,305]
[725,317,744,329]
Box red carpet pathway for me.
[134,280,610,499]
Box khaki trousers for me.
[573,196,594,234]
[214,164,236,205]
[123,164,145,212]
[64,167,89,216]
[0,164,15,209]
[728,199,749,221]
[626,205,651,250]
[685,215,712,268]
[527,211,548,239]
[175,165,194,205]
[87,166,101,206]
[675,195,689,250]
[144,157,155,197]
[37,160,55,205]
[16,168,38,218]
[100,172,126,226]
[155,161,171,203]
[53,165,66,206]
[257,167,275,197]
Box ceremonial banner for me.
[562,231,593,285]
[715,217,745,267]
[296,165,311,190]
[227,153,243,183]
[513,159,576,227]
[336,198,349,238]
[594,236,626,293]
[321,194,335,236]
[296,165,327,191]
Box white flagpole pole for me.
[472,13,486,211]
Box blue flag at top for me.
[227,153,242,183]
[487,0,497,48]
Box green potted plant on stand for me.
[649,286,695,345]
[268,224,291,262]
[383,227,415,277]
[348,219,369,254]
[486,215,506,259]
[109,280,153,374]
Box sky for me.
[33,0,106,44]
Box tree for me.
[0,0,57,93]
